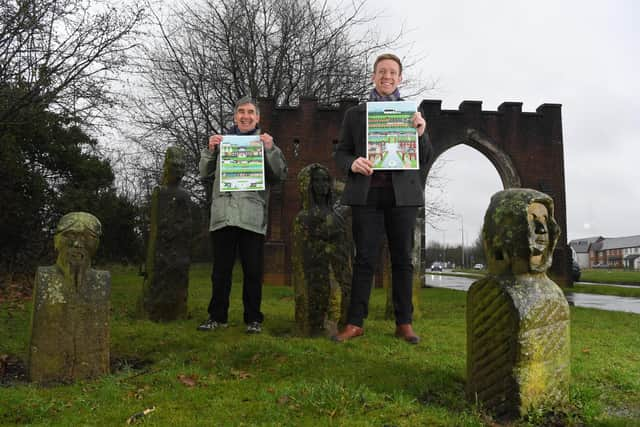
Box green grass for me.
[580,269,640,285]
[442,270,483,277]
[1,263,639,426]
[445,269,640,298]
[569,284,640,298]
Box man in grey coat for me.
[198,97,287,334]
[333,53,432,344]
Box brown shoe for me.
[331,324,364,342]
[395,324,420,344]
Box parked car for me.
[473,263,484,270]
[430,262,443,272]
[571,259,581,282]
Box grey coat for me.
[335,102,432,206]
[199,139,287,235]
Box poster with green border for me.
[366,101,419,170]
[219,135,265,192]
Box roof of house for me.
[569,236,603,253]
[592,235,640,251]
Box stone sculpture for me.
[28,212,111,383]
[141,146,192,321]
[292,164,351,336]
[466,189,570,419]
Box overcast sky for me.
[362,0,638,246]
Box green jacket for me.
[199,137,287,235]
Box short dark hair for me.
[235,96,259,115]
[373,53,403,75]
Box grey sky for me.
[363,0,638,245]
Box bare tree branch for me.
[0,0,146,126]
[125,0,429,200]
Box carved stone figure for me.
[466,189,570,419]
[292,164,352,336]
[141,146,192,321]
[28,212,111,383]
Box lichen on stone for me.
[467,189,570,420]
[292,163,352,336]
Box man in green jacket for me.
[198,96,287,334]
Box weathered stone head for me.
[161,146,186,186]
[54,212,102,274]
[298,163,332,210]
[30,211,110,383]
[483,189,559,275]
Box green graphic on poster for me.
[366,101,419,170]
[220,135,265,192]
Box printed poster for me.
[219,135,265,192]
[366,101,419,170]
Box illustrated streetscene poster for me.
[219,135,265,192]
[366,101,419,170]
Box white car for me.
[430,263,443,272]
[473,263,484,270]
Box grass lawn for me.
[580,269,640,286]
[1,263,639,426]
[448,269,640,298]
[570,284,640,298]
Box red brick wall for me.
[259,98,571,286]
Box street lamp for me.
[459,214,464,269]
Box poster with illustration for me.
[366,101,419,170]
[219,135,265,192]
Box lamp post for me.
[459,214,464,269]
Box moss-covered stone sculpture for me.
[466,189,570,420]
[292,164,352,336]
[28,212,110,383]
[140,146,192,321]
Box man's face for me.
[527,202,550,269]
[234,102,259,133]
[372,59,402,96]
[164,157,185,185]
[311,169,330,201]
[55,229,99,271]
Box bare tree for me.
[424,157,455,227]
[125,0,430,202]
[0,0,146,125]
[0,0,146,275]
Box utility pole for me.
[459,214,465,269]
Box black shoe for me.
[197,318,228,331]
[246,321,262,334]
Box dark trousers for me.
[208,227,265,324]
[347,188,418,327]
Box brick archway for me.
[421,100,570,285]
[259,98,571,287]
[430,130,522,189]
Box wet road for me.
[424,273,640,315]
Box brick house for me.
[569,236,603,268]
[570,235,640,269]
